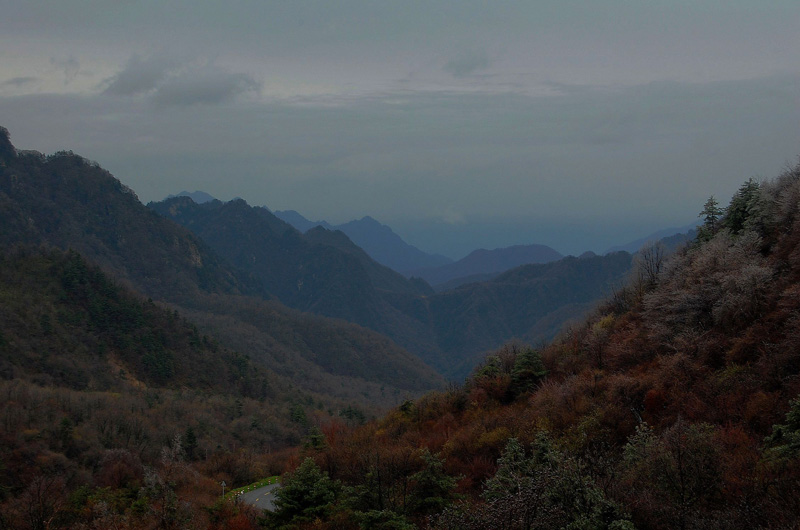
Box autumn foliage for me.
[279,162,800,529]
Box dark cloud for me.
[1,77,37,87]
[103,55,176,96]
[443,50,490,77]
[102,55,259,106]
[150,68,260,107]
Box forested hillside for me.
[0,126,445,527]
[0,127,443,402]
[427,251,633,376]
[151,195,632,379]
[149,197,436,355]
[266,162,800,529]
[0,246,333,528]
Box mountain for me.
[334,216,453,272]
[426,251,633,378]
[0,127,444,403]
[154,195,634,380]
[274,209,335,232]
[1,122,633,409]
[149,198,438,358]
[604,221,699,254]
[0,246,269,395]
[274,210,452,273]
[167,190,217,203]
[411,243,564,288]
[279,161,800,529]
[0,145,255,304]
[0,246,327,528]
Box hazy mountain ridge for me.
[154,194,636,379]
[167,190,217,204]
[275,209,453,272]
[427,251,633,377]
[2,125,653,394]
[149,197,440,360]
[411,243,564,288]
[274,209,336,233]
[604,222,699,254]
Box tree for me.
[408,449,460,516]
[634,242,665,291]
[764,396,800,460]
[724,178,762,234]
[270,457,339,526]
[622,420,721,530]
[183,427,198,461]
[511,348,547,396]
[436,435,632,530]
[697,196,723,241]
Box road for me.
[238,482,280,511]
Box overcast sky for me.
[1,1,798,256]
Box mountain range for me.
[408,243,564,289]
[274,209,453,273]
[0,129,443,406]
[152,195,633,379]
[6,123,783,528]
[288,161,800,528]
[604,222,699,254]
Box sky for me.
[1,1,799,257]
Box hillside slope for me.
[291,161,800,529]
[427,251,633,377]
[152,192,634,379]
[0,127,444,401]
[149,197,440,361]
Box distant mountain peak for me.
[275,210,452,273]
[167,190,217,204]
[0,126,15,161]
[410,243,563,288]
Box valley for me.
[2,125,799,528]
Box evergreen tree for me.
[765,396,800,459]
[724,178,761,234]
[511,348,547,396]
[408,449,460,516]
[697,196,724,241]
[183,427,198,461]
[270,458,339,526]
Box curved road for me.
[238,483,280,511]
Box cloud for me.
[1,74,797,254]
[50,56,80,85]
[1,77,37,87]
[443,49,490,78]
[103,55,176,96]
[150,68,260,107]
[102,55,259,106]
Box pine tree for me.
[511,348,547,395]
[270,458,339,526]
[697,196,723,241]
[408,449,460,516]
